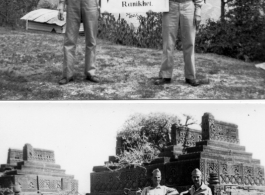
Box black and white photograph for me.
[0,0,264,99]
[0,102,265,195]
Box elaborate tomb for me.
[90,113,265,195]
[0,144,78,195]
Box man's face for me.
[192,174,202,186]
[152,172,161,186]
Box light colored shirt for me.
[188,183,212,195]
[141,185,178,195]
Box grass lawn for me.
[0,27,264,100]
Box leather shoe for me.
[154,78,171,85]
[58,77,74,85]
[185,78,209,87]
[86,74,100,83]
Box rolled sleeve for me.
[165,186,178,194]
[194,0,204,16]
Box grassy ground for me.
[0,27,265,100]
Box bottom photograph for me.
[0,102,265,195]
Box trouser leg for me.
[81,0,98,76]
[62,0,81,78]
[159,2,179,79]
[180,1,196,80]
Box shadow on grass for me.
[0,79,64,100]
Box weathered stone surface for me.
[90,113,265,195]
[0,144,78,195]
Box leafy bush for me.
[117,113,181,153]
[38,0,57,10]
[112,113,197,168]
[0,0,40,28]
[195,0,265,62]
[98,12,184,50]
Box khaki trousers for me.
[159,0,196,80]
[62,0,98,78]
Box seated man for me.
[180,169,212,195]
[141,169,179,195]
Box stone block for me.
[37,175,62,192]
[14,175,38,192]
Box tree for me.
[0,0,40,27]
[113,112,197,167]
[220,0,233,22]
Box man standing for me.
[154,0,207,86]
[57,0,100,85]
[141,169,179,195]
[180,169,212,195]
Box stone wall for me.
[23,144,55,163]
[7,149,23,165]
[91,113,265,195]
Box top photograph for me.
[0,0,264,100]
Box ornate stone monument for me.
[0,144,78,195]
[90,113,265,195]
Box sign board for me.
[101,0,169,13]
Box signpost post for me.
[100,0,169,13]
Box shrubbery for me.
[98,12,163,49]
[196,0,265,62]
[38,0,58,10]
[98,0,265,62]
[0,0,40,28]
[112,113,196,167]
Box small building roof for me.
[21,8,66,26]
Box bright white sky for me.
[0,101,265,194]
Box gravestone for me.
[0,144,78,195]
[90,113,265,195]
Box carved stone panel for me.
[201,113,239,144]
[38,175,62,192]
[14,175,38,192]
[23,144,55,163]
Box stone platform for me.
[0,144,78,195]
[90,113,265,195]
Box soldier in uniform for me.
[154,0,208,86]
[57,0,100,84]
[141,169,179,195]
[180,169,212,195]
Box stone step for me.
[17,161,61,169]
[185,145,252,158]
[177,152,261,164]
[195,140,245,151]
[150,157,171,165]
[5,170,74,178]
[18,165,66,174]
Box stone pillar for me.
[201,113,215,141]
[116,137,123,155]
[23,144,34,161]
[170,124,178,145]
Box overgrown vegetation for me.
[38,0,58,10]
[110,113,196,168]
[0,0,40,28]
[98,0,265,62]
[196,0,265,62]
[98,13,163,49]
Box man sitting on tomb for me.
[180,169,212,195]
[141,169,179,195]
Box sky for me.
[0,101,265,194]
